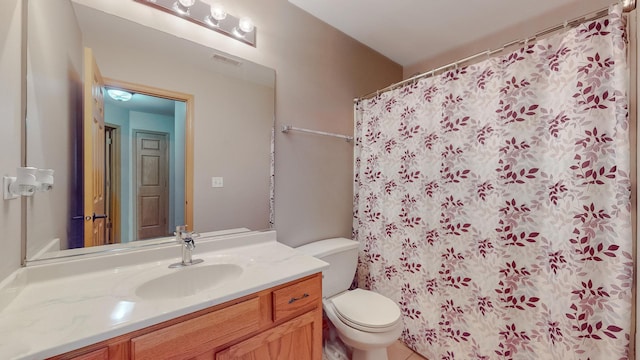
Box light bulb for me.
[178,0,196,7]
[238,17,254,33]
[174,0,195,14]
[210,4,227,21]
[235,17,254,38]
[206,3,227,27]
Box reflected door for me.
[83,47,107,247]
[135,131,169,240]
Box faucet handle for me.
[184,237,196,250]
[174,225,187,236]
[181,231,199,239]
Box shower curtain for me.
[353,6,632,359]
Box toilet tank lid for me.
[296,238,359,258]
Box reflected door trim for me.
[104,77,195,233]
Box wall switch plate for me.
[211,177,224,188]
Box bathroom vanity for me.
[50,274,322,360]
[0,231,327,360]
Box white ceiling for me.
[288,0,609,66]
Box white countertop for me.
[0,230,328,360]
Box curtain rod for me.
[281,125,354,142]
[355,1,633,103]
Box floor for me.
[387,340,428,360]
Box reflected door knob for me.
[73,214,108,221]
[92,213,108,221]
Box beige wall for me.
[25,0,83,258]
[0,0,24,280]
[72,0,403,248]
[404,0,615,78]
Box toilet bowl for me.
[296,238,403,360]
[324,289,403,360]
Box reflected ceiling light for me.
[107,89,133,102]
[135,0,257,47]
[207,3,227,27]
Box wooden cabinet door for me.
[215,311,318,360]
[131,298,260,360]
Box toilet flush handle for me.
[288,293,310,304]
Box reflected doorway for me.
[103,83,188,243]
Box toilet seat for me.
[329,289,401,333]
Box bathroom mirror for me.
[25,0,275,262]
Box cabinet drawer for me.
[272,275,321,322]
[131,297,260,360]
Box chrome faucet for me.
[169,225,204,268]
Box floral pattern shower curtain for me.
[353,6,632,359]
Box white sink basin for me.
[135,264,243,300]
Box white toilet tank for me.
[296,238,359,298]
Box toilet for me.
[297,238,403,360]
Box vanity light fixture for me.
[107,89,133,102]
[135,0,257,47]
